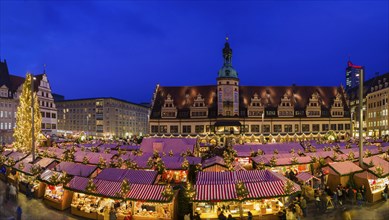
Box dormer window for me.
[331,93,344,117]
[306,91,321,117]
[190,93,208,118]
[161,94,177,118]
[248,93,264,117]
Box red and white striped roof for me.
[245,180,284,199]
[296,172,319,182]
[67,176,122,198]
[196,171,236,185]
[195,184,236,201]
[127,184,170,202]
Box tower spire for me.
[43,64,47,74]
[223,36,232,65]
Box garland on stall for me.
[270,156,277,167]
[18,162,25,171]
[98,156,107,169]
[29,164,41,176]
[125,159,138,169]
[161,184,174,200]
[235,181,249,199]
[85,178,97,193]
[181,157,189,170]
[347,151,355,161]
[375,165,383,177]
[116,179,130,198]
[364,149,372,158]
[284,180,295,195]
[184,182,196,200]
[82,156,89,165]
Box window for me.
[284,124,292,133]
[312,124,320,132]
[41,123,45,129]
[322,124,329,132]
[251,125,260,133]
[162,112,176,117]
[331,124,337,131]
[160,126,167,133]
[294,124,299,133]
[151,125,159,133]
[52,113,56,118]
[273,125,282,133]
[263,125,270,133]
[51,124,56,129]
[182,125,191,133]
[192,111,207,117]
[302,124,310,132]
[338,124,344,131]
[195,125,204,133]
[345,124,350,130]
[46,112,51,118]
[170,125,178,133]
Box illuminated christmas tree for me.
[13,73,41,153]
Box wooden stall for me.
[326,161,363,191]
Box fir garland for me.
[82,156,89,164]
[236,181,249,199]
[0,155,7,166]
[29,164,41,176]
[347,151,355,161]
[168,150,174,157]
[364,149,372,158]
[184,182,196,200]
[125,159,138,169]
[375,166,383,177]
[284,180,294,195]
[181,158,189,170]
[161,184,174,200]
[116,179,130,198]
[270,156,277,167]
[85,178,97,193]
[273,149,279,155]
[98,156,107,169]
[290,155,298,165]
[18,162,25,171]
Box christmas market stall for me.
[252,153,312,174]
[202,156,227,172]
[193,170,300,219]
[13,157,57,198]
[4,151,28,184]
[40,162,98,210]
[95,168,157,184]
[160,156,189,183]
[353,156,389,202]
[140,137,196,156]
[0,150,13,181]
[40,169,74,210]
[326,161,363,191]
[127,183,178,220]
[65,176,124,219]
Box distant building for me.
[56,97,149,138]
[0,60,57,143]
[52,93,65,102]
[346,60,365,91]
[348,72,389,138]
[149,39,351,138]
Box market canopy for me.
[328,161,363,176]
[96,168,157,184]
[66,176,122,198]
[195,184,237,201]
[296,172,320,183]
[55,162,97,177]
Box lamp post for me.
[31,74,36,161]
[358,68,364,167]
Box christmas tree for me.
[13,73,42,153]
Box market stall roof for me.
[127,184,172,202]
[305,151,334,159]
[202,156,226,168]
[78,143,101,148]
[7,151,28,162]
[55,162,97,177]
[66,176,122,198]
[328,161,363,176]
[14,157,56,175]
[39,169,64,184]
[140,137,196,156]
[161,156,184,170]
[234,142,304,155]
[196,171,236,185]
[296,172,320,182]
[186,156,202,165]
[96,168,157,184]
[74,151,115,164]
[119,145,140,151]
[99,143,119,149]
[233,161,246,171]
[1,150,13,156]
[252,154,312,166]
[39,147,67,158]
[363,156,389,177]
[235,170,279,183]
[195,184,236,201]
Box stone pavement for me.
[0,181,80,220]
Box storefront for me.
[194,170,301,219]
[326,161,363,191]
[40,170,74,210]
[353,156,389,202]
[13,157,57,198]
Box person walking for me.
[356,190,363,207]
[16,206,22,220]
[247,211,253,220]
[383,184,388,201]
[9,184,17,201]
[300,196,307,217]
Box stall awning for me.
[127,184,170,202]
[214,121,242,127]
[195,184,237,201]
[296,172,320,182]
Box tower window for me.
[227,81,230,85]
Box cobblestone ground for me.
[0,179,388,220]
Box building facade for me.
[149,40,351,137]
[346,60,365,91]
[56,98,149,138]
[0,60,57,144]
[348,72,389,138]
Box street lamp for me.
[31,75,36,161]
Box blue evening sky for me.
[0,1,388,103]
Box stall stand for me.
[202,156,228,172]
[296,172,320,201]
[4,152,28,185]
[40,170,74,210]
[0,150,13,181]
[54,161,98,178]
[352,156,389,202]
[326,161,363,191]
[252,154,312,175]
[66,176,124,220]
[95,168,157,185]
[194,170,301,219]
[161,156,188,183]
[127,184,178,220]
[13,157,57,198]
